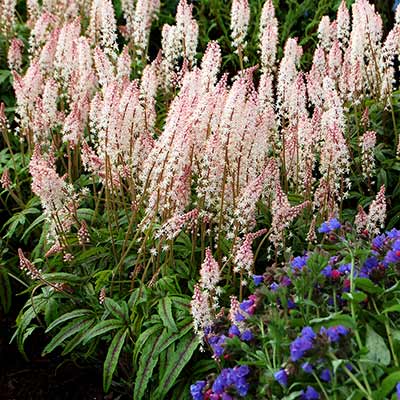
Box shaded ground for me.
[0,314,106,400]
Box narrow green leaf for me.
[154,333,199,399]
[158,297,178,333]
[61,319,95,355]
[83,319,124,344]
[134,330,169,400]
[104,298,127,322]
[157,320,193,355]
[45,309,93,332]
[374,371,400,398]
[41,272,82,284]
[133,325,163,365]
[42,317,93,355]
[103,328,128,392]
[383,304,400,313]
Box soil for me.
[0,313,107,400]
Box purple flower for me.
[338,263,351,274]
[253,274,264,286]
[235,365,250,377]
[360,256,379,278]
[318,218,341,234]
[287,298,297,309]
[235,312,246,322]
[301,327,316,341]
[221,393,233,400]
[321,265,332,277]
[281,276,292,286]
[229,325,240,337]
[384,240,400,264]
[302,386,320,400]
[291,255,308,272]
[387,228,400,239]
[302,362,313,374]
[290,336,314,361]
[208,335,227,357]
[290,327,315,361]
[320,368,331,382]
[372,234,386,251]
[241,330,253,342]
[270,282,279,291]
[274,369,288,387]
[321,325,349,343]
[190,380,206,400]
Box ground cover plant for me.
[0,0,400,399]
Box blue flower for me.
[372,234,386,251]
[396,382,400,399]
[338,263,351,274]
[302,386,320,400]
[274,369,288,387]
[235,312,245,322]
[190,380,206,400]
[321,265,332,277]
[291,255,308,271]
[360,256,379,278]
[393,0,400,12]
[320,368,331,382]
[229,325,240,337]
[208,335,227,357]
[321,325,349,343]
[241,330,253,342]
[318,218,341,234]
[290,327,315,361]
[290,336,314,361]
[270,282,279,291]
[302,362,313,374]
[253,274,264,286]
[384,240,400,264]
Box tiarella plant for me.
[0,0,400,399]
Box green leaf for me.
[374,371,400,398]
[383,304,400,314]
[134,330,169,400]
[310,313,356,330]
[154,333,199,399]
[61,319,95,355]
[355,278,384,294]
[104,298,127,322]
[103,328,128,392]
[45,309,93,332]
[133,325,163,365]
[83,319,124,344]
[158,297,178,333]
[364,325,391,366]
[41,272,82,284]
[43,317,94,355]
[342,291,367,303]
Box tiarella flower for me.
[318,218,341,234]
[274,369,288,387]
[301,386,320,400]
[200,248,221,291]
